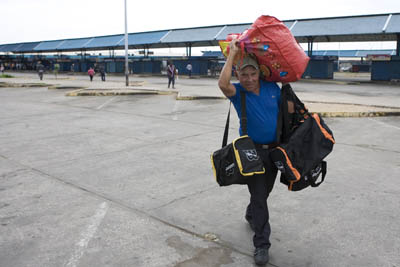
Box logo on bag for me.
[243,149,259,161]
[304,164,322,181]
[310,164,322,178]
[225,163,235,176]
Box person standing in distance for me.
[53,62,60,79]
[88,67,95,82]
[186,62,192,78]
[36,61,45,80]
[167,61,176,89]
[99,64,106,81]
[0,63,5,75]
[218,38,281,266]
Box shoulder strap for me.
[222,102,231,147]
[240,91,247,135]
[279,83,310,142]
[221,91,247,148]
[284,83,308,115]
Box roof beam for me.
[159,30,172,42]
[213,26,227,40]
[289,20,298,31]
[382,14,392,33]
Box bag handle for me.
[221,91,247,148]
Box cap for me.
[238,55,259,71]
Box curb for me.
[299,79,360,85]
[64,89,226,99]
[176,93,226,100]
[64,89,400,118]
[65,89,158,96]
[65,88,177,97]
[48,85,87,90]
[318,111,400,118]
[304,100,400,110]
[0,82,52,88]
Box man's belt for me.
[254,142,279,150]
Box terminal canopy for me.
[0,13,399,54]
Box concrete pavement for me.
[0,72,399,267]
[2,71,400,117]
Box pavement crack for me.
[3,156,257,264]
[149,186,216,211]
[337,142,400,153]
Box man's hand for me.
[218,39,240,97]
[228,38,240,59]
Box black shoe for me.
[245,214,255,231]
[254,247,269,266]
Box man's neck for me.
[245,83,260,95]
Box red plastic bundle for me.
[220,15,309,82]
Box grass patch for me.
[0,74,14,78]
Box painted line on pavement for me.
[64,202,109,267]
[172,100,180,121]
[96,96,118,110]
[368,117,400,130]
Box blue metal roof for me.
[161,26,223,45]
[290,13,400,42]
[291,16,387,36]
[84,35,124,49]
[1,13,399,53]
[119,31,170,47]
[58,38,93,50]
[0,43,22,52]
[385,14,400,33]
[15,42,41,52]
[215,25,250,40]
[34,40,65,51]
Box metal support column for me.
[397,34,400,57]
[124,0,129,86]
[307,37,314,57]
[186,43,192,58]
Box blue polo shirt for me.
[229,80,280,144]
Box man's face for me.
[237,66,260,92]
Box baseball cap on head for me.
[238,55,259,71]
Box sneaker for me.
[245,214,255,232]
[254,247,269,266]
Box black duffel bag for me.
[271,85,335,191]
[211,92,265,186]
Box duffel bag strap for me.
[222,102,231,147]
[310,161,327,187]
[221,91,247,147]
[240,91,247,135]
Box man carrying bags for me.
[218,38,281,266]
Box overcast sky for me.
[1,0,400,52]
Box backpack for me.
[271,84,335,191]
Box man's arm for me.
[218,39,239,98]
